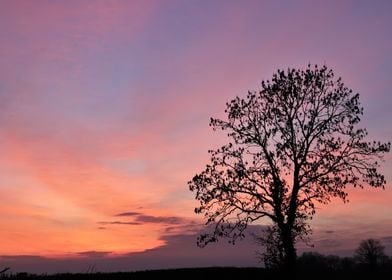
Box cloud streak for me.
[115,212,141,217]
[101,213,191,227]
[134,215,185,225]
[97,221,141,226]
[77,251,112,258]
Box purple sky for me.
[0,0,391,274]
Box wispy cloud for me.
[115,212,141,217]
[97,221,141,226]
[134,215,184,225]
[77,251,112,258]
[103,212,189,227]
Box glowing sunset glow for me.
[0,0,391,273]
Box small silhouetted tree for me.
[355,239,387,270]
[188,65,390,270]
[255,226,284,269]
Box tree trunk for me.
[281,225,297,272]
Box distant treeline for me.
[296,251,392,279]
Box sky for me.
[0,0,391,274]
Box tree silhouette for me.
[188,65,390,270]
[355,239,387,269]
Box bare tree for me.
[355,239,387,269]
[189,65,390,270]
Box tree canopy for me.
[355,239,387,268]
[189,65,390,269]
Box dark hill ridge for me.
[1,266,391,280]
[2,267,263,280]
